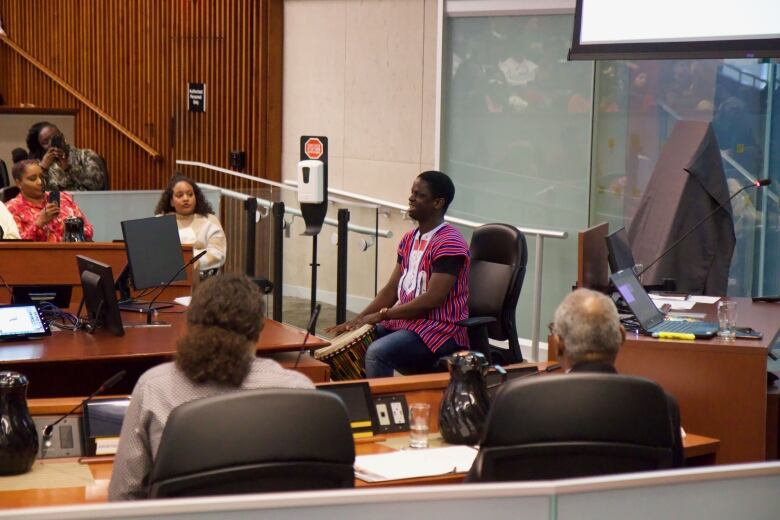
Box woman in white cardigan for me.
[155,174,226,277]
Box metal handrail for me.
[198,183,392,239]
[283,180,567,239]
[284,181,568,361]
[177,162,393,239]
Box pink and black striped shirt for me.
[383,223,469,352]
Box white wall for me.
[282,0,439,300]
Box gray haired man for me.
[548,288,684,466]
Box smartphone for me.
[50,134,65,150]
[48,190,60,206]
[735,327,763,340]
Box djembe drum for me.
[315,324,376,381]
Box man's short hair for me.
[553,289,622,364]
[417,170,455,212]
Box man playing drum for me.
[327,171,470,378]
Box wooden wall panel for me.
[0,0,283,275]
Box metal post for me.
[530,236,545,361]
[243,197,257,277]
[272,202,285,322]
[310,235,318,316]
[336,208,350,324]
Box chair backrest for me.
[148,389,356,498]
[0,159,9,189]
[469,374,679,482]
[468,223,528,361]
[0,186,20,203]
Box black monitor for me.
[121,215,185,289]
[605,227,636,274]
[76,255,125,337]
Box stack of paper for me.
[649,294,696,310]
[354,446,478,482]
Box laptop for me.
[610,267,719,338]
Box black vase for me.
[63,216,85,242]
[439,351,494,445]
[0,372,39,475]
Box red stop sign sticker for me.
[304,138,324,160]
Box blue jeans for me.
[364,324,462,378]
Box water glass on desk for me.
[409,403,431,449]
[717,300,738,340]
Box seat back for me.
[0,186,20,203]
[468,223,528,362]
[469,374,678,482]
[148,389,356,498]
[0,159,9,189]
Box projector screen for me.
[569,0,780,60]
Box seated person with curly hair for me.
[108,274,315,500]
[26,121,107,191]
[155,174,227,277]
[6,160,93,242]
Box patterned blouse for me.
[44,146,107,191]
[6,192,94,242]
[383,223,470,352]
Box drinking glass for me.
[717,300,738,340]
[409,403,431,449]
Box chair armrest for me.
[457,316,497,328]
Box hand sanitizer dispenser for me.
[297,160,325,204]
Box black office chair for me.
[147,389,356,498]
[467,374,681,482]
[457,223,528,364]
[0,186,20,203]
[0,159,9,189]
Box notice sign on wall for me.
[188,83,206,112]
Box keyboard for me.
[647,320,719,338]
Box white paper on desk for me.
[174,296,192,307]
[648,295,697,310]
[689,295,720,305]
[354,446,478,482]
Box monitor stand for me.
[115,263,174,315]
[119,301,173,313]
[122,309,172,329]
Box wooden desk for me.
[0,311,331,396]
[0,242,194,303]
[549,297,780,465]
[3,368,718,509]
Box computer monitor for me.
[605,227,636,274]
[578,222,610,291]
[76,255,125,337]
[121,215,185,290]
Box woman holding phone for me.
[26,121,107,191]
[6,160,93,242]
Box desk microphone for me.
[145,250,207,325]
[635,177,772,280]
[486,363,562,390]
[41,370,126,449]
[295,303,321,368]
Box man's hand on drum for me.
[326,312,382,336]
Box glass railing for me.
[181,162,391,335]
